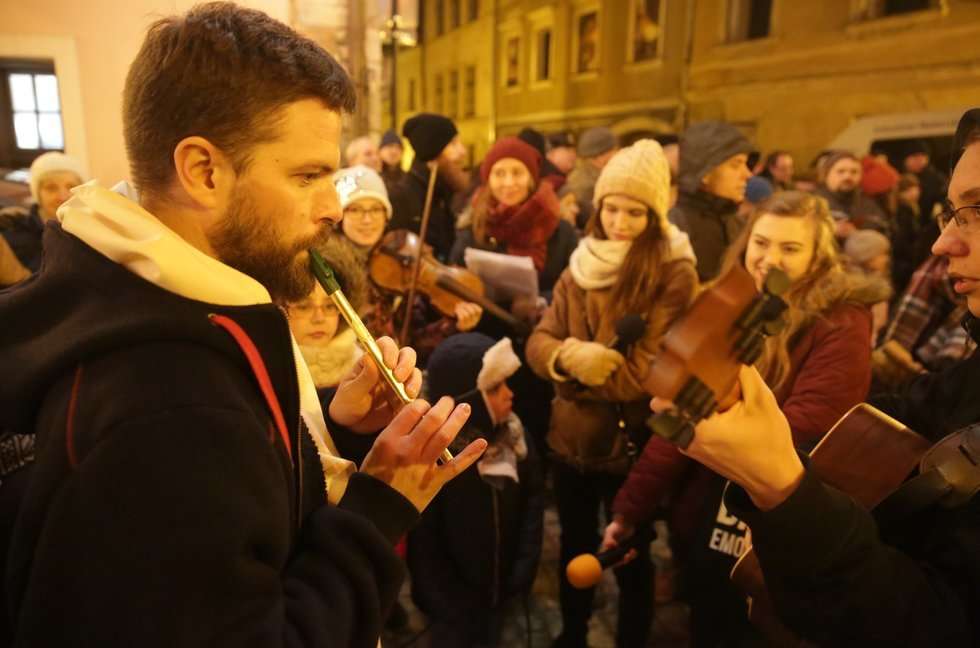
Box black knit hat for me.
[380,129,402,148]
[517,127,547,156]
[402,113,458,163]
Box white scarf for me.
[568,225,698,291]
[298,329,363,389]
[58,181,355,504]
[568,236,631,290]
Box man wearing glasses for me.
[670,109,980,646]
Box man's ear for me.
[172,136,235,209]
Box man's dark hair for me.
[123,2,357,195]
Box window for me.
[447,70,458,118]
[0,61,64,168]
[575,10,600,74]
[463,66,476,117]
[536,30,552,81]
[434,73,444,113]
[727,0,772,42]
[874,0,936,17]
[408,78,417,111]
[449,0,460,29]
[434,0,444,36]
[504,36,520,88]
[468,0,479,22]
[630,0,662,62]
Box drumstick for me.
[309,248,454,464]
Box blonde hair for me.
[721,191,861,390]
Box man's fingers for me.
[404,368,423,399]
[383,398,431,437]
[393,345,417,383]
[437,437,487,481]
[343,353,378,394]
[416,399,469,464]
[376,336,399,371]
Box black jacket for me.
[669,190,742,282]
[0,225,418,647]
[727,331,980,647]
[388,160,459,262]
[407,423,544,625]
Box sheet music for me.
[463,247,539,303]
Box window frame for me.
[0,59,62,169]
[626,0,666,66]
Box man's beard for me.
[210,186,331,302]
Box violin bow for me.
[399,159,440,345]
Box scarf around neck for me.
[568,236,631,290]
[483,182,560,272]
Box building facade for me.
[389,0,980,169]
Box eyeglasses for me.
[937,200,980,230]
[289,301,339,317]
[344,205,387,220]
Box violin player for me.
[666,109,980,647]
[331,165,483,364]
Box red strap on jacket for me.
[209,313,293,460]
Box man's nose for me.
[317,186,343,225]
[932,223,968,258]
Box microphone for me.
[609,313,646,354]
[565,524,657,589]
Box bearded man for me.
[0,3,484,646]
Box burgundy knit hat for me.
[480,136,541,183]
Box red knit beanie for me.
[861,155,899,197]
[480,136,541,183]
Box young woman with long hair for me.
[526,140,698,648]
[606,190,890,647]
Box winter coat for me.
[725,321,980,646]
[525,258,698,474]
[815,186,889,233]
[668,120,753,282]
[407,426,544,621]
[669,190,743,282]
[449,215,578,299]
[0,224,417,648]
[387,159,459,262]
[0,203,44,273]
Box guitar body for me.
[730,404,932,646]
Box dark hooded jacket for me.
[669,121,753,281]
[407,334,543,642]
[0,224,418,647]
[387,159,459,262]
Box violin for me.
[643,263,790,448]
[368,230,531,337]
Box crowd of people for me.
[0,3,977,648]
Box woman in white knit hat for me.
[330,165,483,365]
[0,151,85,276]
[525,139,699,648]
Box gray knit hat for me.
[577,127,618,158]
